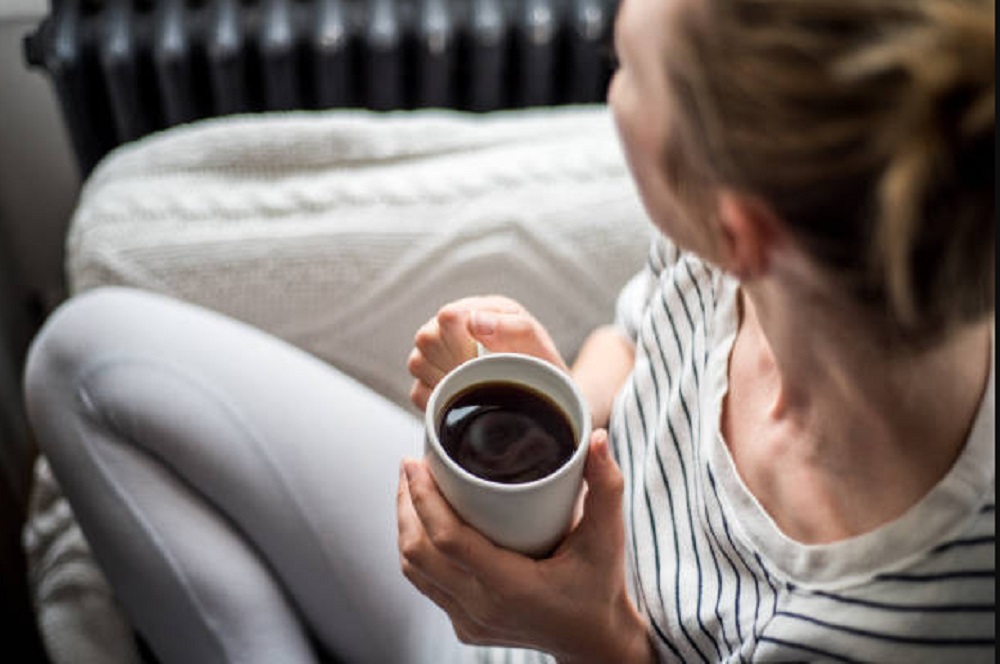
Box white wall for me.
[0,11,69,649]
[1,1,47,19]
[0,0,76,510]
[0,0,80,312]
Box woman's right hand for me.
[407,296,569,411]
[397,430,654,663]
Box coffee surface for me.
[439,382,576,484]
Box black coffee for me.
[438,381,576,484]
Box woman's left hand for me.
[396,430,653,664]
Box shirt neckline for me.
[703,275,996,589]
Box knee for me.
[27,287,137,379]
[24,287,147,446]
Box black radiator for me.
[24,0,619,176]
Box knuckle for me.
[506,316,535,338]
[428,525,462,557]
[453,619,486,645]
[414,323,439,351]
[398,534,418,561]
[453,623,474,645]
[406,349,422,375]
[409,382,427,410]
[436,305,465,327]
[413,332,433,352]
[399,535,431,569]
[398,555,414,579]
[398,555,420,583]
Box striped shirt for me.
[473,236,995,663]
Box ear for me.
[717,192,785,280]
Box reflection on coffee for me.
[439,381,576,484]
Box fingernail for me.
[595,431,610,458]
[402,459,417,482]
[471,310,497,335]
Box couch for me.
[25,105,653,662]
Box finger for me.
[436,305,477,363]
[398,503,487,644]
[398,497,464,612]
[430,296,522,362]
[409,380,432,412]
[397,461,480,596]
[400,461,538,649]
[434,297,520,360]
[402,557,520,649]
[403,459,526,583]
[413,319,456,374]
[407,347,446,387]
[569,430,625,561]
[401,558,471,629]
[468,310,568,371]
[397,460,425,551]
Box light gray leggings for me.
[24,287,462,664]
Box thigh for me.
[26,287,461,664]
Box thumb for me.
[572,429,625,558]
[468,309,567,369]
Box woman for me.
[400,0,995,661]
[26,0,994,662]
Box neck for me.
[734,281,992,539]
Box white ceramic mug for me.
[424,353,592,558]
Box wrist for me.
[556,593,654,664]
[556,630,654,664]
[569,325,636,430]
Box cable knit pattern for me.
[68,107,652,408]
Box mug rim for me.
[425,352,592,492]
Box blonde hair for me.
[666,0,994,348]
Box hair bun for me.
[667,0,993,348]
[837,0,994,330]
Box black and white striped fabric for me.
[475,235,995,663]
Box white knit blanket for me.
[68,106,652,408]
[28,107,652,664]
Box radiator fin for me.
[25,0,619,176]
